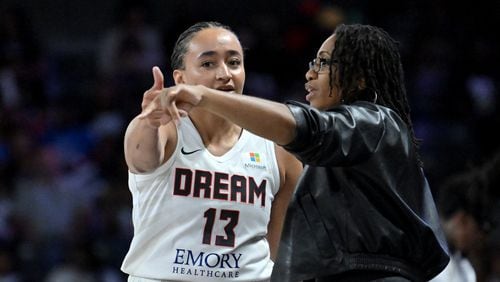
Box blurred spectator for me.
[97,1,163,77]
[0,5,48,110]
[432,151,500,282]
[0,244,20,282]
[44,242,97,282]
[96,1,164,120]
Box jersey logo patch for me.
[243,152,267,170]
[181,147,202,155]
[249,152,261,163]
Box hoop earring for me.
[372,91,378,103]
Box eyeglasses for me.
[308,58,333,73]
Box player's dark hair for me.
[331,24,422,166]
[171,21,236,70]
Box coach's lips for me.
[305,83,315,101]
[305,82,315,92]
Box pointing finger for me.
[151,66,164,90]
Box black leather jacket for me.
[272,101,449,282]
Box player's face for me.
[304,34,341,110]
[174,28,245,94]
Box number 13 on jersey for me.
[203,208,240,247]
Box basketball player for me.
[121,21,302,282]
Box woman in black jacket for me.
[144,23,450,282]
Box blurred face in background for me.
[446,211,487,254]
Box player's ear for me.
[173,70,185,85]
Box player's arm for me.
[266,145,303,261]
[124,67,177,173]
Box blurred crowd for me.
[0,0,498,281]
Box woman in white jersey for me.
[122,21,302,282]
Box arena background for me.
[0,0,498,281]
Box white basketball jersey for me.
[121,117,280,281]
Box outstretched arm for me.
[198,86,297,146]
[142,82,298,146]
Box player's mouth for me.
[217,85,236,92]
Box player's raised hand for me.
[138,66,172,127]
[141,66,163,110]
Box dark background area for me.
[0,0,499,281]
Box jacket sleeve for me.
[283,100,409,166]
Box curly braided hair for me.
[331,24,422,166]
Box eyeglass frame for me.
[308,58,337,73]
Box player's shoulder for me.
[274,144,301,170]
